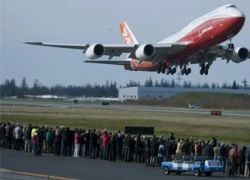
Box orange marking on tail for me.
[120,22,135,45]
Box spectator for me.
[109,133,118,161]
[182,139,190,155]
[219,142,227,173]
[14,124,22,150]
[204,141,213,158]
[213,144,220,160]
[169,132,175,141]
[150,135,158,166]
[89,129,98,159]
[101,131,109,160]
[239,146,247,175]
[157,140,165,166]
[73,129,80,158]
[228,144,238,176]
[145,137,151,166]
[55,126,62,156]
[32,133,38,156]
[135,133,142,163]
[245,148,250,177]
[117,131,123,160]
[5,123,11,149]
[176,139,184,155]
[61,127,69,156]
[46,128,54,153]
[84,130,90,157]
[124,134,132,162]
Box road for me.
[1,100,250,117]
[0,148,244,180]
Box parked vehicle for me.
[161,155,223,177]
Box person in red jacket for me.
[73,129,80,158]
[32,133,38,156]
[101,132,110,160]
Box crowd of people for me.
[0,121,250,177]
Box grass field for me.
[1,102,250,145]
[126,92,250,109]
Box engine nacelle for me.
[86,44,105,59]
[135,44,155,60]
[230,47,249,63]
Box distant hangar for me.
[118,87,250,101]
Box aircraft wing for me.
[84,60,130,65]
[22,41,187,61]
[191,45,250,65]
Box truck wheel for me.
[194,169,201,176]
[205,172,212,176]
[164,167,170,175]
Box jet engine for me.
[86,44,105,59]
[135,44,155,60]
[230,47,249,63]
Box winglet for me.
[119,21,139,45]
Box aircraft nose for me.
[231,8,245,18]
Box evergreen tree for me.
[242,79,248,89]
[171,79,176,88]
[231,80,238,89]
[211,83,216,89]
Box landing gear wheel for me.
[172,67,176,74]
[164,167,171,175]
[204,69,208,75]
[194,169,201,177]
[171,67,176,75]
[200,69,204,75]
[181,68,186,75]
[227,43,235,50]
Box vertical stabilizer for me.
[120,21,139,45]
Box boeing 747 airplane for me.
[23,4,250,75]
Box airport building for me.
[118,87,250,101]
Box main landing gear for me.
[157,63,167,74]
[157,64,176,75]
[180,66,191,75]
[166,67,176,75]
[200,63,210,75]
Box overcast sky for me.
[1,0,250,87]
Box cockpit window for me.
[226,5,236,9]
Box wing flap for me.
[84,60,130,65]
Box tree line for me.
[0,77,249,98]
[125,78,249,90]
[0,78,118,98]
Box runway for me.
[0,148,243,180]
[1,100,250,117]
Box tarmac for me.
[0,148,245,180]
